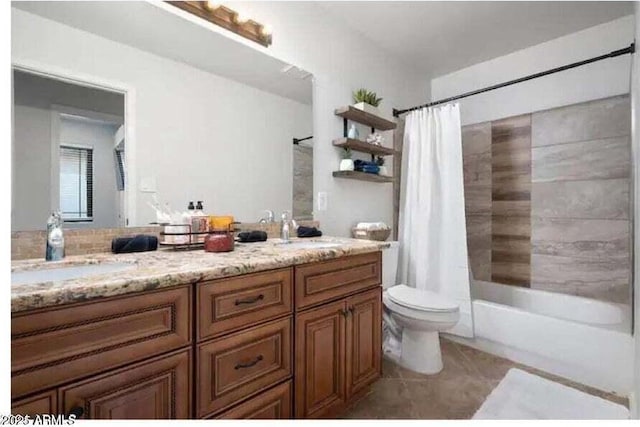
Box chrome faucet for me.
[280,211,292,243]
[46,211,65,261]
[258,210,275,224]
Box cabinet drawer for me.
[295,252,381,310]
[198,268,292,341]
[197,317,292,418]
[12,390,57,416]
[214,381,292,419]
[59,348,191,419]
[12,286,192,398]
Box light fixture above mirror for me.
[167,1,273,47]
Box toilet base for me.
[399,329,443,374]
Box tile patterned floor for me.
[342,337,628,419]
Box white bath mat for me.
[472,368,629,419]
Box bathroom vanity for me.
[11,238,385,419]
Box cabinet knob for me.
[68,406,84,419]
[341,309,349,317]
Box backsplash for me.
[11,220,319,260]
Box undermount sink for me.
[276,241,343,250]
[12,262,137,285]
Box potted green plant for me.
[375,156,389,176]
[352,88,383,116]
[339,147,354,171]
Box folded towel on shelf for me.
[111,235,158,254]
[297,226,323,238]
[237,230,268,243]
[354,160,380,174]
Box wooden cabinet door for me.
[346,287,382,399]
[12,390,57,416]
[59,348,191,419]
[294,299,347,418]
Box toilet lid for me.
[386,285,458,312]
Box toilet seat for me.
[386,285,458,313]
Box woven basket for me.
[351,227,391,242]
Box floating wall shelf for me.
[332,138,396,156]
[334,106,397,131]
[332,171,393,183]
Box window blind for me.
[60,146,93,221]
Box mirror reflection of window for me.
[59,145,93,222]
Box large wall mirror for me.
[11,1,313,231]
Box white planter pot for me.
[340,159,355,171]
[353,102,381,116]
[378,166,390,177]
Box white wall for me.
[632,4,640,418]
[12,7,316,226]
[223,2,428,236]
[12,104,51,231]
[59,116,121,229]
[431,16,635,126]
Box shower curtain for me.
[397,104,473,337]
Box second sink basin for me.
[12,262,137,285]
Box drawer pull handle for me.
[235,294,265,305]
[68,406,84,419]
[235,355,263,369]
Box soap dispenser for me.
[45,211,65,261]
[191,201,208,243]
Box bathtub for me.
[445,280,635,396]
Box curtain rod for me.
[392,43,635,118]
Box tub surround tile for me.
[532,218,629,260]
[465,215,491,282]
[532,95,630,147]
[531,179,629,220]
[532,136,630,183]
[462,122,491,156]
[531,254,630,303]
[11,236,386,313]
[461,95,631,304]
[490,115,532,287]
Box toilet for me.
[382,241,460,374]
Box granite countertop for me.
[11,236,389,313]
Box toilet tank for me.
[381,241,399,289]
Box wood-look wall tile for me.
[491,201,531,217]
[531,179,629,220]
[466,214,491,281]
[462,122,491,156]
[465,185,492,215]
[532,95,630,147]
[491,261,531,287]
[491,215,531,239]
[531,254,629,303]
[463,152,491,186]
[532,217,630,259]
[532,136,630,183]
